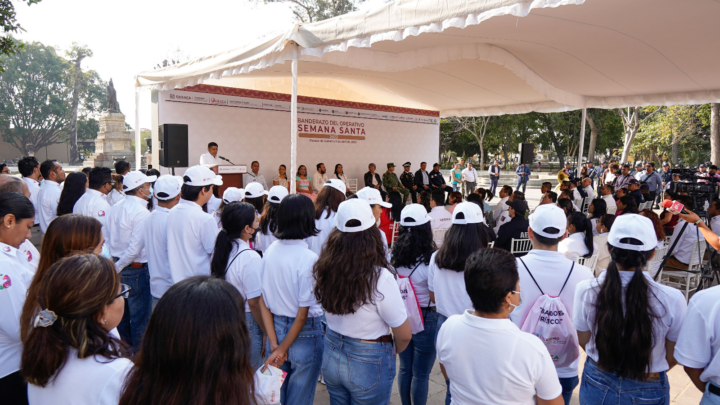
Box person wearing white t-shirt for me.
[107,161,131,206]
[209,202,266,371]
[36,160,65,233]
[574,214,687,404]
[437,248,563,405]
[24,254,132,405]
[18,156,41,226]
[0,193,35,403]
[392,204,438,405]
[461,163,478,195]
[256,186,286,252]
[73,167,114,240]
[259,194,325,405]
[665,196,700,270]
[428,190,452,230]
[510,204,594,404]
[314,198,411,405]
[428,202,490,405]
[558,212,598,261]
[674,285,720,404]
[167,166,222,284]
[308,179,346,256]
[593,214,615,275]
[144,175,182,308]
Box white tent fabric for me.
[136,0,720,117]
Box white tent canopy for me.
[136,0,720,117]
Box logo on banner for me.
[194,96,207,102]
[169,93,191,101]
[210,97,228,106]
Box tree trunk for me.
[586,111,598,163]
[672,131,679,165]
[68,55,86,164]
[711,103,720,165]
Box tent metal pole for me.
[577,108,587,177]
[135,90,142,169]
[290,43,298,194]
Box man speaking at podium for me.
[200,142,226,173]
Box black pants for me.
[409,189,418,203]
[647,191,657,207]
[0,371,28,405]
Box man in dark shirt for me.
[429,163,453,203]
[414,161,432,193]
[627,179,645,206]
[400,162,418,203]
[496,200,530,255]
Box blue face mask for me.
[147,186,154,199]
[101,244,112,259]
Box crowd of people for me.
[1,153,720,405]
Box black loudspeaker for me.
[159,124,188,167]
[519,143,534,165]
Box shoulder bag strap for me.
[226,248,253,271]
[408,260,424,278]
[519,258,544,295]
[558,262,575,296]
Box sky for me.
[13,0,297,129]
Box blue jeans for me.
[517,178,527,193]
[322,328,396,405]
[270,315,324,405]
[580,358,669,405]
[435,313,451,405]
[117,264,151,352]
[451,183,460,192]
[490,177,499,195]
[560,376,579,404]
[399,309,438,405]
[151,296,160,310]
[701,383,720,405]
[247,312,264,371]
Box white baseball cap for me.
[183,165,223,187]
[356,187,391,208]
[245,182,268,199]
[122,171,157,191]
[400,204,430,227]
[222,187,245,204]
[267,186,289,203]
[451,202,484,225]
[529,204,567,238]
[608,214,658,251]
[336,198,376,233]
[154,175,181,200]
[323,179,347,196]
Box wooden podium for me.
[214,165,247,198]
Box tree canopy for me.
[0,0,41,72]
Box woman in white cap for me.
[309,179,346,256]
[259,194,322,405]
[256,185,288,254]
[391,204,438,405]
[212,187,244,228]
[428,201,490,405]
[0,193,35,403]
[313,198,411,405]
[210,202,265,370]
[355,187,393,260]
[244,183,267,218]
[574,214,687,404]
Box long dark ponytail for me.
[568,211,594,258]
[593,243,659,380]
[259,201,280,235]
[210,202,257,280]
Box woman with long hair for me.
[559,212,597,260]
[212,187,244,228]
[446,191,462,214]
[120,276,255,405]
[314,198,411,405]
[295,165,316,200]
[557,198,575,215]
[392,204,438,405]
[616,195,638,215]
[20,215,104,341]
[259,194,322,405]
[419,191,432,213]
[0,193,35,404]
[333,163,349,190]
[107,174,125,206]
[309,179,346,256]
[244,183,267,218]
[210,202,265,370]
[22,254,131,404]
[574,214,687,404]
[273,164,289,191]
[587,198,607,236]
[256,186,288,253]
[428,201,489,405]
[56,172,88,216]
[594,214,616,275]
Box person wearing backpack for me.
[436,248,564,405]
[509,204,593,404]
[392,204,438,405]
[573,214,687,404]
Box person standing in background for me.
[312,163,329,194]
[400,162,418,203]
[36,160,65,233]
[18,156,41,226]
[641,162,663,209]
[461,162,478,196]
[73,167,113,240]
[107,160,130,206]
[515,163,530,194]
[585,161,597,189]
[488,160,501,195]
[244,160,268,190]
[450,163,462,193]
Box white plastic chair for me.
[581,197,592,214]
[658,240,706,302]
[647,245,668,278]
[510,238,532,255]
[348,179,358,193]
[487,241,495,248]
[390,221,400,245]
[574,253,599,270]
[433,228,448,245]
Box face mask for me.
[376,218,381,227]
[101,244,112,259]
[39,179,45,187]
[509,290,522,309]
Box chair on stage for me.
[348,179,358,194]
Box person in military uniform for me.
[429,163,453,204]
[383,163,410,204]
[399,162,418,203]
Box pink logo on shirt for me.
[26,250,32,262]
[2,246,9,253]
[0,274,10,289]
[98,210,106,217]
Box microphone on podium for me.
[218,156,235,164]
[661,199,689,215]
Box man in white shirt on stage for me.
[461,162,478,195]
[312,163,329,194]
[199,142,225,172]
[37,160,66,233]
[243,160,268,190]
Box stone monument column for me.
[83,79,135,168]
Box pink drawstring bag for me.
[397,262,425,334]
